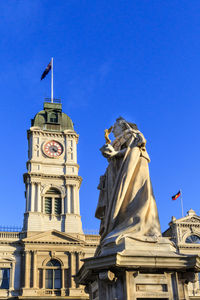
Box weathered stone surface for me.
[76,249,200,300]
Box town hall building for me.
[0,100,99,299]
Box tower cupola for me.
[31,102,74,132]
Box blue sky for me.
[0,1,200,233]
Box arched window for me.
[185,235,200,244]
[45,259,61,289]
[44,188,62,215]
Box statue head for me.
[113,117,138,138]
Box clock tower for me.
[23,100,83,235]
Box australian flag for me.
[41,61,51,80]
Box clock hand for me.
[52,147,58,152]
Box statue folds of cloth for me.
[95,117,163,254]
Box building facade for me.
[1,100,200,299]
[163,209,200,299]
[0,101,99,299]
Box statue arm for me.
[100,144,117,158]
[100,144,127,159]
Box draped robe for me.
[95,132,161,248]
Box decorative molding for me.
[24,172,82,184]
[179,217,200,224]
[41,184,65,197]
[28,129,79,141]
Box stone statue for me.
[95,117,162,254]
[76,117,197,300]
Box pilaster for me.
[30,183,35,212]
[24,250,31,288]
[33,251,37,288]
[37,184,41,212]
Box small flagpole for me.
[180,189,184,217]
[51,57,53,103]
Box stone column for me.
[34,184,38,211]
[62,268,65,288]
[10,262,15,290]
[42,269,45,289]
[73,186,76,214]
[64,194,67,214]
[52,197,55,215]
[71,252,76,288]
[33,251,37,288]
[37,184,41,212]
[67,185,71,213]
[71,186,74,214]
[41,196,44,213]
[76,186,80,215]
[61,197,64,215]
[26,183,30,212]
[31,183,35,212]
[24,251,31,288]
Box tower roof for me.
[31,102,74,131]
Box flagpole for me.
[180,189,184,217]
[51,57,53,103]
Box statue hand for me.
[100,144,117,158]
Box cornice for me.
[177,223,200,228]
[22,240,85,246]
[26,160,80,169]
[0,241,21,246]
[24,172,82,181]
[178,244,200,249]
[28,129,79,141]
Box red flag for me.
[172,190,181,200]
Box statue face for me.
[113,122,123,137]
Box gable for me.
[22,230,84,244]
[177,216,200,224]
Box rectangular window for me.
[39,269,43,288]
[54,269,61,289]
[54,198,61,215]
[0,268,10,289]
[45,197,52,214]
[45,269,53,289]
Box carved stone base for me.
[69,287,88,297]
[21,288,38,297]
[76,249,200,300]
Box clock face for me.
[43,140,63,158]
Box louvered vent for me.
[45,197,52,214]
[55,198,61,215]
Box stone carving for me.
[95,117,162,253]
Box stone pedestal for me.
[76,245,200,300]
